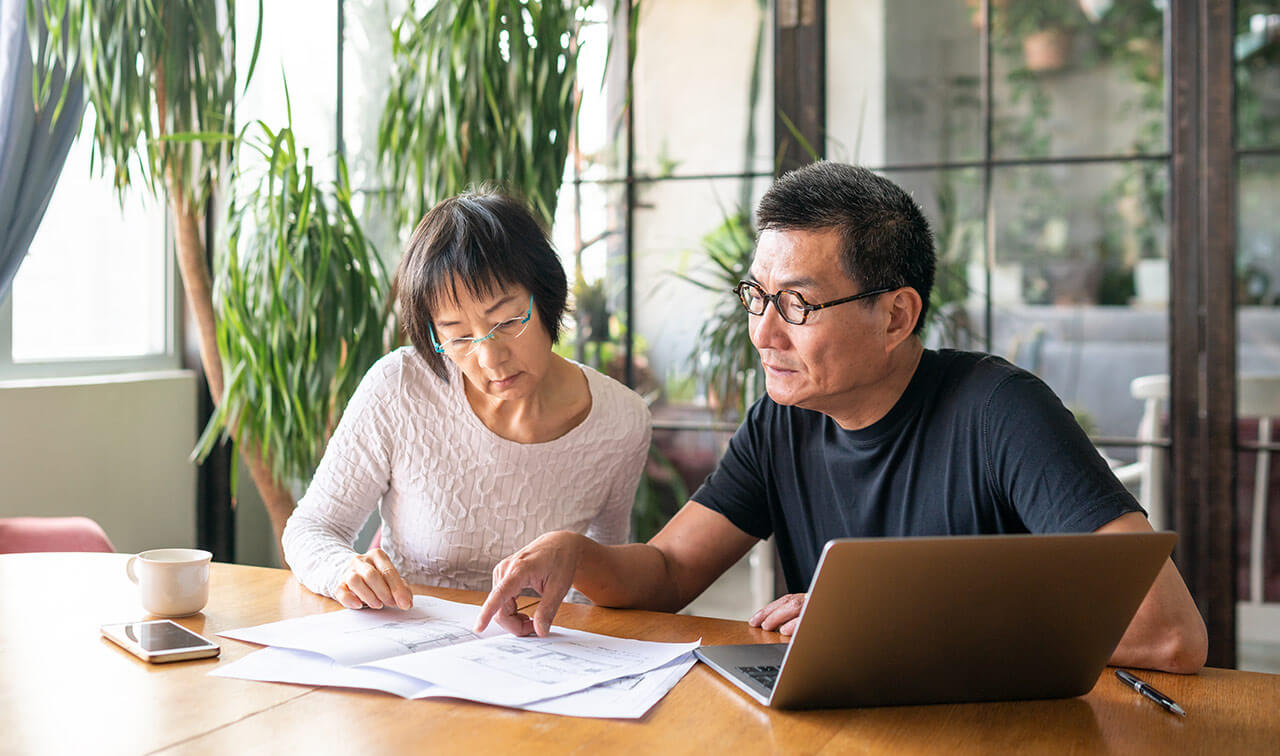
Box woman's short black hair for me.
[396,189,569,381]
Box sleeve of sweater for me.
[282,353,401,598]
[584,390,652,547]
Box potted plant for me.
[28,2,310,553]
[193,112,391,509]
[992,2,1088,73]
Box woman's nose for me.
[472,337,508,366]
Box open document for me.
[211,595,699,717]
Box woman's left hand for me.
[333,548,414,611]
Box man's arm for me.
[1098,512,1208,673]
[476,501,758,636]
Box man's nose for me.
[749,303,789,351]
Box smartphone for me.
[101,619,221,663]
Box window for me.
[0,107,176,379]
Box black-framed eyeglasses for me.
[733,280,894,325]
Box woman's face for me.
[430,282,555,401]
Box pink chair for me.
[0,516,115,554]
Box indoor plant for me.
[993,1,1088,73]
[27,0,308,551]
[193,112,391,501]
[672,209,760,420]
[376,0,593,234]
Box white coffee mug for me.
[125,548,212,617]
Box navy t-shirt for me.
[692,349,1143,593]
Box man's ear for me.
[882,287,923,351]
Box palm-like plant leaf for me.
[194,122,391,484]
[29,0,244,207]
[376,0,591,232]
[671,209,760,419]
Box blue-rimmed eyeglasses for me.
[430,295,534,357]
[733,280,893,325]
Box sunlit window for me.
[8,107,169,364]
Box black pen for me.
[1115,669,1186,717]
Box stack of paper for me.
[211,595,699,719]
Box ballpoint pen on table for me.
[1115,669,1186,717]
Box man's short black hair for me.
[397,189,568,380]
[755,161,936,334]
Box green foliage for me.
[194,120,391,484]
[672,209,760,419]
[1235,2,1280,148]
[27,0,257,206]
[632,442,688,543]
[929,175,980,344]
[376,0,591,233]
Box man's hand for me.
[748,592,807,636]
[475,531,585,637]
[334,548,413,611]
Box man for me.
[475,161,1208,674]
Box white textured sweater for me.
[282,347,651,598]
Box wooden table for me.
[3,553,1278,754]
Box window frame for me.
[0,213,182,382]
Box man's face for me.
[747,228,893,414]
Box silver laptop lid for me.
[769,532,1176,709]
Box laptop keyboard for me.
[738,665,780,690]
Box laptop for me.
[693,532,1176,709]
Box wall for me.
[0,371,197,554]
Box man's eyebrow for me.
[754,274,820,291]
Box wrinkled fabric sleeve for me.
[282,355,401,599]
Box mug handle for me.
[126,555,139,584]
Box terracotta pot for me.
[966,0,1009,31]
[1022,28,1073,72]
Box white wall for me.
[828,0,886,165]
[0,371,197,554]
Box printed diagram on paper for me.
[215,595,701,715]
[457,637,645,685]
[595,673,645,691]
[345,618,479,654]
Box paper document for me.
[212,646,441,699]
[365,626,696,706]
[219,595,502,666]
[212,646,698,718]
[213,595,698,717]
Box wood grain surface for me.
[3,553,1277,755]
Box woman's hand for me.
[333,548,414,610]
[748,593,808,636]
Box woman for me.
[282,190,651,611]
